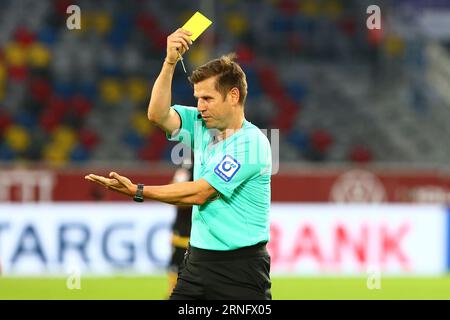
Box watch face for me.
[133,196,144,202]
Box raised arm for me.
[147,29,193,134]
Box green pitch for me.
[1,276,449,300]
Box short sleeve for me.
[166,105,199,149]
[201,137,263,199]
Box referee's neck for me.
[217,116,246,142]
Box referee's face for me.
[194,77,236,131]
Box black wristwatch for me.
[133,184,144,202]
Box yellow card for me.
[181,11,213,41]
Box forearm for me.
[147,61,176,122]
[142,181,210,206]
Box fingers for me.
[169,29,192,42]
[171,38,191,53]
[177,28,193,38]
[174,31,193,44]
[166,29,193,62]
[109,171,122,182]
[85,174,104,183]
[169,30,193,50]
[85,174,117,188]
[175,38,190,52]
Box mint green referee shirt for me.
[167,104,272,250]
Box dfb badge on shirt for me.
[214,155,241,182]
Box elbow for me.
[192,195,208,206]
[192,188,217,206]
[148,106,170,126]
[147,109,159,124]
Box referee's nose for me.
[197,101,207,113]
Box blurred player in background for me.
[167,160,193,297]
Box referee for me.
[85,28,272,299]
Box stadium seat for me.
[225,13,248,36]
[299,0,321,17]
[123,129,146,151]
[131,112,154,136]
[127,78,148,104]
[28,43,51,68]
[100,78,123,104]
[14,27,36,47]
[4,42,27,66]
[70,95,93,118]
[7,65,28,82]
[78,128,99,151]
[37,28,57,47]
[51,125,77,152]
[187,46,209,67]
[30,78,52,103]
[0,144,15,161]
[42,141,69,166]
[40,111,62,133]
[15,113,37,130]
[78,81,98,100]
[349,144,373,163]
[47,96,69,119]
[311,129,333,154]
[70,144,90,162]
[53,81,75,99]
[93,12,113,35]
[0,111,12,133]
[287,128,310,153]
[0,63,7,83]
[236,44,255,65]
[323,0,343,19]
[4,125,30,153]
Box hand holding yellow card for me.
[181,11,213,41]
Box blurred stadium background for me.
[1,0,450,299]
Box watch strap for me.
[133,184,144,202]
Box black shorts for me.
[170,242,272,300]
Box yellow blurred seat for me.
[0,82,5,100]
[4,125,30,152]
[384,35,405,57]
[127,78,148,104]
[28,43,51,68]
[300,0,320,17]
[132,112,154,136]
[100,78,123,104]
[93,12,112,35]
[51,126,77,152]
[324,0,343,19]
[226,13,248,36]
[0,63,6,83]
[4,42,27,66]
[188,46,210,67]
[42,142,69,167]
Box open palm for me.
[85,172,135,196]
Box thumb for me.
[109,172,122,181]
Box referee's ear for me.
[228,87,240,106]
